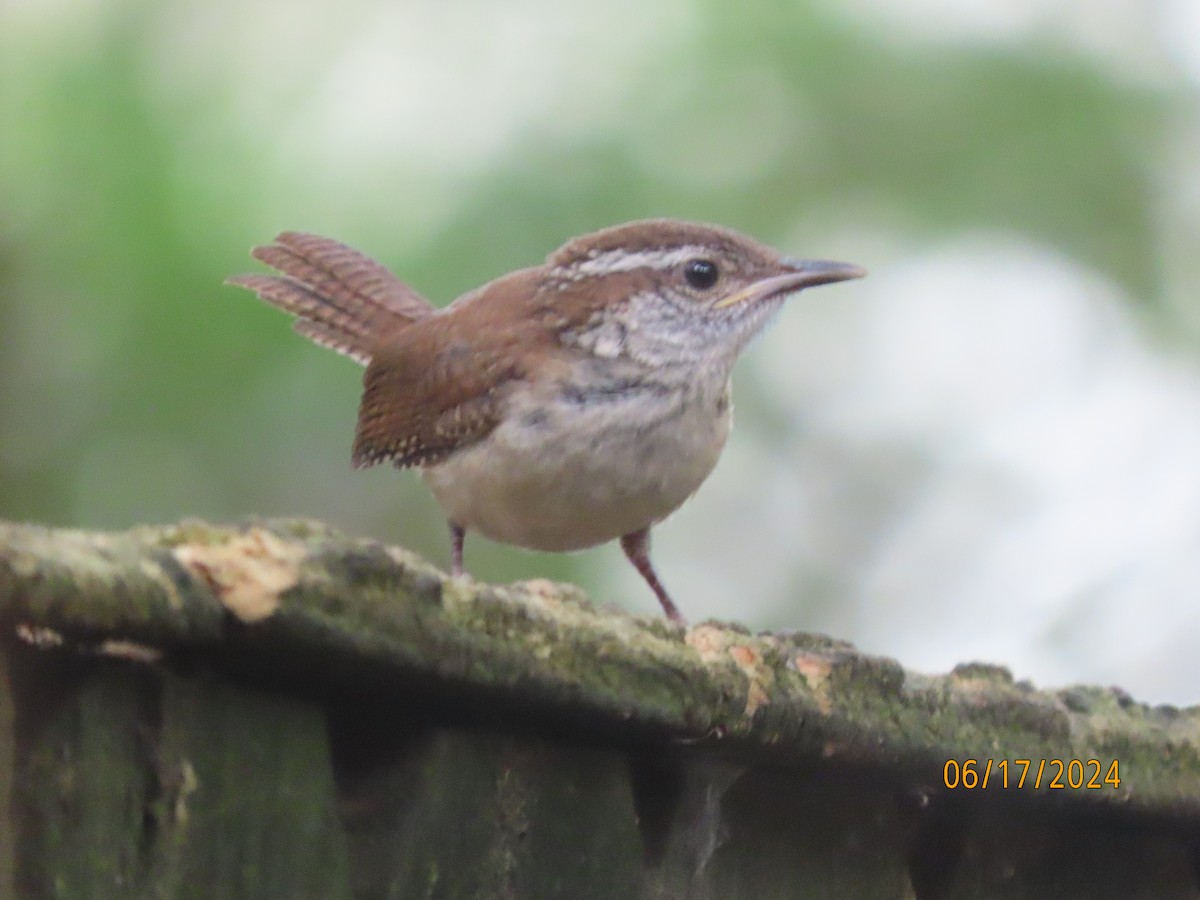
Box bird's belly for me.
[422,386,731,551]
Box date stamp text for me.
[942,758,1121,790]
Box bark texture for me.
[1,518,1198,898]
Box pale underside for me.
[420,376,733,551]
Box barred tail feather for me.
[227,232,435,364]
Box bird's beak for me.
[712,258,866,310]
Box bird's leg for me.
[620,528,685,624]
[449,521,466,576]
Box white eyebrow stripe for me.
[571,246,709,276]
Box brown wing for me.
[227,232,435,365]
[351,272,550,469]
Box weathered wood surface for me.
[1,518,1198,898]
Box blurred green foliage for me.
[0,0,1187,600]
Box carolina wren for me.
[229,219,864,623]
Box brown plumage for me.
[351,279,531,469]
[232,234,654,472]
[352,265,608,469]
[227,232,434,365]
[229,220,866,623]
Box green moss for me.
[2,518,1198,818]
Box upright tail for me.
[227,232,435,365]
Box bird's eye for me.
[683,258,719,290]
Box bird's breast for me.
[422,372,733,551]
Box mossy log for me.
[1,518,1198,898]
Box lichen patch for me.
[729,643,773,718]
[687,626,774,719]
[685,624,728,664]
[173,528,302,622]
[791,652,836,715]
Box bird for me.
[228,219,864,622]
